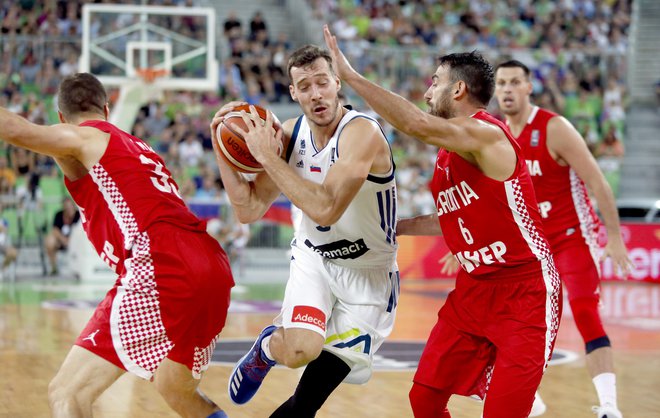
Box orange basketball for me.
[216,104,282,173]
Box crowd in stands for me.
[0,0,635,258]
[312,0,632,200]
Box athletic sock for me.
[592,372,617,408]
[260,335,274,362]
[270,350,351,418]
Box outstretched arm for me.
[322,25,498,156]
[0,108,84,159]
[548,116,633,277]
[396,213,442,236]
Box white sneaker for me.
[529,392,547,417]
[592,404,623,418]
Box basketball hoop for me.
[136,68,169,84]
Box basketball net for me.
[135,67,169,84]
[111,68,167,131]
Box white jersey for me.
[286,109,398,268]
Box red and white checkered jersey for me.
[429,111,553,277]
[65,120,206,273]
[511,106,600,252]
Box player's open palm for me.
[323,25,357,80]
[601,236,634,278]
[439,251,460,276]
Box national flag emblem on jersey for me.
[310,165,321,173]
[531,130,540,146]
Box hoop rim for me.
[135,67,169,83]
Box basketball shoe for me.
[228,325,277,404]
[592,404,623,418]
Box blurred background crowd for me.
[0,0,633,254]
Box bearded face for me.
[424,65,457,119]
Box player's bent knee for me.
[48,374,92,412]
[275,329,324,368]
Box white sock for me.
[592,372,617,408]
[260,335,274,361]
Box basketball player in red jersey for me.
[0,73,233,418]
[495,60,633,418]
[325,26,561,418]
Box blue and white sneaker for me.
[228,325,277,404]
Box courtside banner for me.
[599,223,660,283]
[398,223,660,283]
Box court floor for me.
[1,276,659,417]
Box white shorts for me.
[273,243,399,384]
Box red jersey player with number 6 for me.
[325,25,561,418]
[0,73,233,418]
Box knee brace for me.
[569,297,607,349]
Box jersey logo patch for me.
[531,130,540,146]
[292,305,326,331]
[296,160,304,168]
[304,238,370,259]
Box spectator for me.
[16,171,42,213]
[595,123,626,195]
[223,10,242,42]
[0,155,16,195]
[177,131,204,168]
[249,11,268,41]
[11,147,36,177]
[44,196,80,275]
[194,173,220,200]
[0,215,17,279]
[602,76,626,125]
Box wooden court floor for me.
[1,278,659,417]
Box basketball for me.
[216,104,282,173]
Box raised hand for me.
[323,24,358,81]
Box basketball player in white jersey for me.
[210,45,399,417]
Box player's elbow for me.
[308,207,341,227]
[232,205,261,224]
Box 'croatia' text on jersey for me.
[430,111,553,277]
[65,120,206,274]
[286,109,398,268]
[513,106,600,252]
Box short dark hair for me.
[287,45,334,81]
[57,73,107,119]
[438,51,494,107]
[495,60,531,78]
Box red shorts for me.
[75,224,234,379]
[414,259,561,416]
[552,242,600,301]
